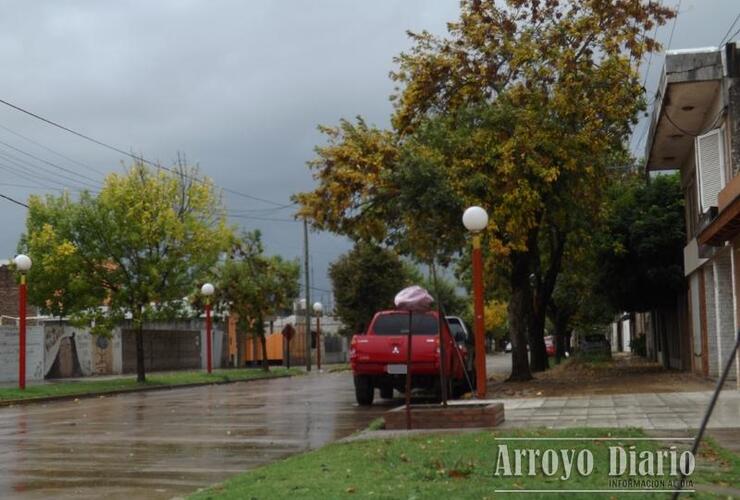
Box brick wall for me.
[728,72,740,178]
[713,250,737,380]
[704,266,719,377]
[0,264,39,320]
[121,329,201,373]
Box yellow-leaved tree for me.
[20,162,233,382]
[295,0,673,380]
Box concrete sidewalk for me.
[498,389,740,430]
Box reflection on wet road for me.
[0,371,388,499]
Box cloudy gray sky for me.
[0,0,737,306]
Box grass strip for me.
[0,367,303,402]
[191,427,739,499]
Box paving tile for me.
[587,407,617,416]
[561,408,589,416]
[563,399,590,408]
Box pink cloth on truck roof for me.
[394,285,434,312]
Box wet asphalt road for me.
[0,371,388,500]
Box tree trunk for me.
[260,334,269,371]
[528,307,548,372]
[134,306,146,383]
[508,251,533,382]
[529,226,567,372]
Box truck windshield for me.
[373,313,439,335]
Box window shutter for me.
[695,129,725,212]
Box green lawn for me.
[0,367,303,402]
[190,428,739,499]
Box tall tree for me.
[216,230,300,370]
[328,242,414,335]
[20,162,232,382]
[295,1,673,380]
[596,173,686,312]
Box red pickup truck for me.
[349,310,474,405]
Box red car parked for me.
[349,310,474,405]
[545,335,556,357]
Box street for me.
[2,355,738,499]
[0,355,510,499]
[0,372,385,500]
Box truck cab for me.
[349,310,473,405]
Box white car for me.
[445,316,470,344]
[505,341,512,353]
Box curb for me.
[0,371,303,408]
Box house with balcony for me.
[645,42,739,381]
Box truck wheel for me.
[354,375,374,406]
[380,385,393,399]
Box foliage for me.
[295,1,674,380]
[19,162,232,381]
[630,334,647,357]
[548,231,615,339]
[328,242,414,335]
[483,299,508,340]
[426,273,467,317]
[216,230,300,368]
[596,173,685,312]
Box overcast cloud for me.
[0,0,737,305]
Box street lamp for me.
[14,254,31,390]
[463,206,488,398]
[313,302,323,371]
[201,283,215,374]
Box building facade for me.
[645,43,740,381]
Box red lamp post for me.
[463,207,488,398]
[313,302,323,371]
[14,254,32,391]
[201,283,215,374]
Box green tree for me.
[216,230,300,370]
[596,173,685,312]
[20,162,232,382]
[548,238,615,361]
[329,243,416,335]
[296,1,673,380]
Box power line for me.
[726,25,740,45]
[0,158,66,191]
[0,97,295,207]
[663,106,726,138]
[227,214,298,223]
[666,0,682,50]
[0,181,84,192]
[0,141,101,189]
[718,11,740,46]
[641,0,663,89]
[0,192,29,208]
[0,122,108,177]
[0,147,100,190]
[227,203,296,214]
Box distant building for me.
[0,260,38,322]
[644,42,739,380]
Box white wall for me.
[0,325,44,383]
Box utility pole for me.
[303,218,312,371]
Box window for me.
[372,313,439,335]
[695,128,726,212]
